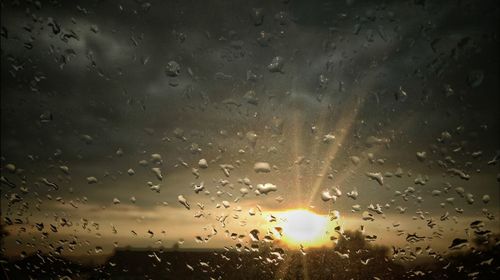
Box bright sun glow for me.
[273,209,334,248]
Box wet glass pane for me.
[1,0,499,279]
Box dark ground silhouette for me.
[1,231,498,279]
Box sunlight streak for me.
[307,96,363,204]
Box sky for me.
[1,0,499,260]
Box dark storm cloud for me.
[1,0,498,176]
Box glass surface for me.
[1,0,499,279]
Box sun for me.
[272,209,334,248]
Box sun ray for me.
[307,96,363,204]
[273,251,294,280]
[325,116,419,192]
[291,109,304,203]
[301,253,311,280]
[304,68,398,205]
[308,104,334,186]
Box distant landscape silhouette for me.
[2,230,498,279]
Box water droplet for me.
[335,251,349,259]
[447,168,470,180]
[86,176,98,184]
[81,134,93,144]
[416,151,426,162]
[350,156,360,165]
[366,172,384,185]
[254,162,271,173]
[165,61,181,77]
[249,229,260,241]
[248,208,256,216]
[193,182,204,194]
[151,167,163,181]
[243,90,259,105]
[250,8,264,25]
[220,164,234,177]
[198,159,208,169]
[321,190,336,202]
[352,204,361,212]
[267,56,284,73]
[256,183,277,195]
[395,86,408,101]
[347,190,358,200]
[95,246,103,254]
[90,25,99,33]
[448,238,468,249]
[39,111,53,122]
[467,70,484,87]
[150,154,163,164]
[322,133,336,143]
[178,195,190,210]
[150,184,160,193]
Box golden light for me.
[272,209,334,248]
